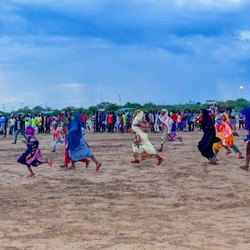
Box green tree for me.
[105,103,119,112]
[123,102,142,110]
[32,106,43,114]
[143,102,157,110]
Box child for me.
[17,126,52,178]
[51,123,64,152]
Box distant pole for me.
[119,94,121,106]
[101,91,103,103]
[240,85,243,98]
[3,104,5,113]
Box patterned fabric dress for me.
[17,135,42,167]
[132,111,158,160]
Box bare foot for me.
[47,159,53,167]
[96,163,102,171]
[65,166,76,171]
[226,150,231,156]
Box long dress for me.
[132,111,158,160]
[220,115,241,154]
[198,109,220,160]
[17,136,42,167]
[68,136,93,161]
[67,113,93,162]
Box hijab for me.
[133,110,144,121]
[67,113,83,150]
[161,109,168,116]
[201,109,214,128]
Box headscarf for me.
[161,109,168,116]
[133,110,144,120]
[159,109,172,130]
[25,126,36,138]
[133,109,140,118]
[223,113,230,121]
[200,109,214,128]
[67,113,83,150]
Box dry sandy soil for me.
[1,128,250,250]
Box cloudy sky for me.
[0,0,250,111]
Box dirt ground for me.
[1,128,250,250]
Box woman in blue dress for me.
[67,113,102,171]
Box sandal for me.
[209,157,218,165]
[59,164,67,168]
[47,159,53,167]
[239,166,249,171]
[157,156,164,166]
[26,174,35,178]
[131,160,140,164]
[65,166,76,171]
[86,161,90,168]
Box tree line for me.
[1,98,250,117]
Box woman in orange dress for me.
[220,114,243,159]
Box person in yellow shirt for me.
[37,114,43,134]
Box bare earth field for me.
[1,129,250,250]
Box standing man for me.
[13,115,26,144]
[0,114,6,137]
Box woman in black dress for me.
[198,109,220,164]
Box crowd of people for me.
[0,106,248,138]
[0,104,250,178]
